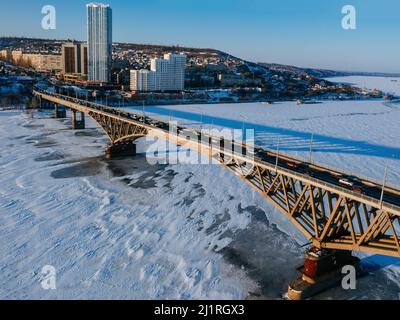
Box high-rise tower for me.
[87,3,112,83]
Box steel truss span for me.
[34,90,400,258]
[223,157,400,257]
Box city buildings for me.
[0,50,62,72]
[130,53,187,92]
[218,73,262,87]
[87,3,112,83]
[61,42,88,75]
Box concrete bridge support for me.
[105,141,137,159]
[54,104,66,119]
[287,247,360,300]
[72,110,85,130]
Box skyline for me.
[1,0,400,73]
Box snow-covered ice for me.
[0,111,261,299]
[328,76,400,96]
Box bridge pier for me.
[105,141,137,159]
[287,247,360,300]
[37,95,42,109]
[54,104,66,119]
[72,110,85,130]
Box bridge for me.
[33,90,400,299]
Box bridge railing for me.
[189,132,400,214]
[252,145,400,192]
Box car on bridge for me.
[339,177,367,194]
[351,185,366,195]
[293,163,317,178]
[286,161,299,169]
[339,178,355,188]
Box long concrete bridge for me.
[33,90,400,299]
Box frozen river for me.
[0,76,400,299]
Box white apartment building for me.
[130,53,186,92]
[130,70,157,92]
[164,53,186,91]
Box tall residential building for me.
[162,53,186,91]
[61,42,88,75]
[131,53,186,92]
[87,3,112,83]
[130,70,157,92]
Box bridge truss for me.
[222,156,400,257]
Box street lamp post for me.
[309,133,314,164]
[275,138,281,172]
[380,165,389,209]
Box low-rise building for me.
[4,50,62,72]
[26,53,62,72]
[0,49,12,61]
[218,73,262,87]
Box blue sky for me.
[1,0,400,72]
